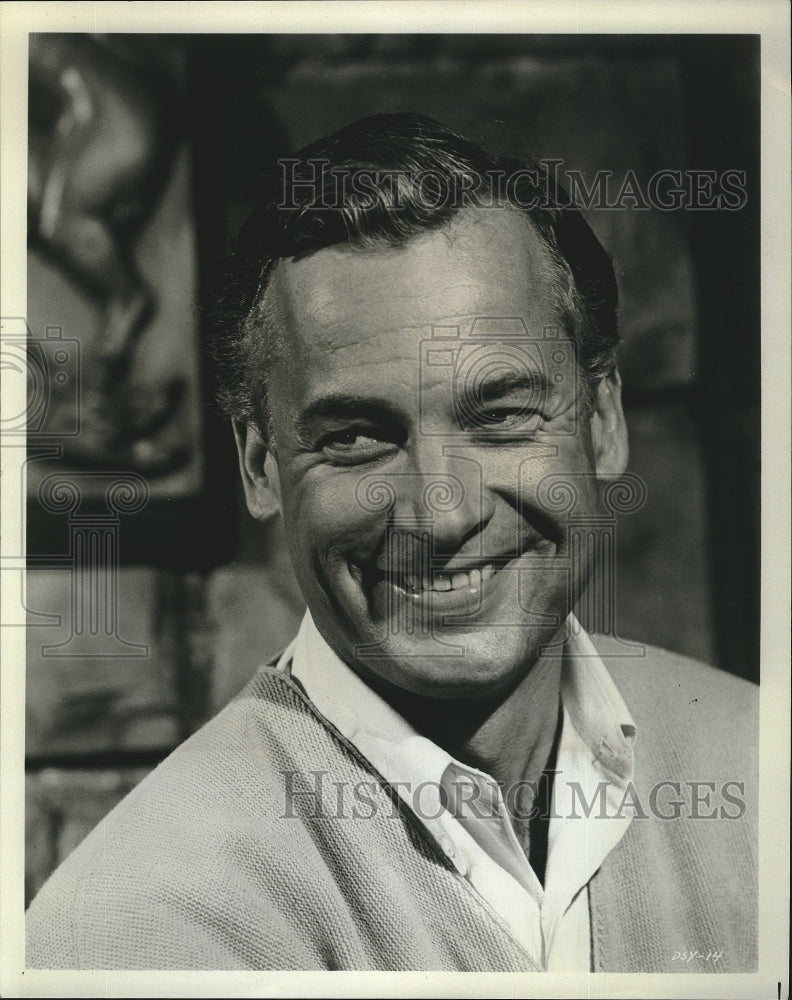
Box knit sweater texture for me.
[26,635,758,972]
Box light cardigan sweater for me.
[26,635,758,972]
[288,612,639,971]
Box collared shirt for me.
[281,612,636,971]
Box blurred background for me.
[24,33,760,903]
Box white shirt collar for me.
[287,609,635,783]
[559,618,636,781]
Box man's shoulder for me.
[31,664,334,863]
[586,638,759,973]
[25,666,341,967]
[590,634,758,773]
[591,633,757,702]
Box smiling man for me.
[27,113,758,973]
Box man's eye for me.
[319,429,398,464]
[465,406,542,431]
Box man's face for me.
[237,207,627,700]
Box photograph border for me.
[1,3,789,998]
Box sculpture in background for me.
[28,33,189,473]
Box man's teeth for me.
[403,565,495,593]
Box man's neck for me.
[362,647,563,794]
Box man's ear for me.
[589,369,629,480]
[232,420,283,521]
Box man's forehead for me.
[265,207,561,348]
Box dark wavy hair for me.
[210,112,620,440]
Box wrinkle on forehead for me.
[266,207,561,361]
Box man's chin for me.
[321,568,566,699]
[349,628,553,701]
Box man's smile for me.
[353,544,558,620]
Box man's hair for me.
[210,112,620,440]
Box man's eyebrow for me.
[295,395,401,435]
[468,370,555,404]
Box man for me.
[27,113,757,972]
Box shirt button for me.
[440,838,456,859]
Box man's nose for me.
[403,443,494,552]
